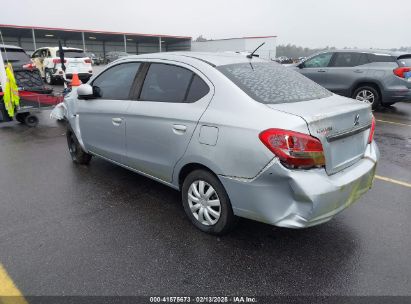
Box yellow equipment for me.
[3,63,20,117]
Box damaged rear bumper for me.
[219,141,379,228]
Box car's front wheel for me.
[353,86,380,110]
[182,169,236,235]
[66,127,92,165]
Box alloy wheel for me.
[187,180,221,226]
[46,72,51,84]
[356,89,375,104]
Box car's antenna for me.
[247,42,265,59]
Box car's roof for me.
[323,49,411,57]
[127,52,267,67]
[0,44,23,50]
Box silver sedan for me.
[64,52,379,235]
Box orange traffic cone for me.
[70,72,82,87]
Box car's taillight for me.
[368,116,376,144]
[393,67,411,78]
[52,59,67,64]
[84,58,92,64]
[22,63,35,70]
[259,129,325,169]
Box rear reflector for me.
[259,129,325,169]
[84,59,92,64]
[368,116,376,144]
[394,67,411,78]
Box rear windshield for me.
[397,56,411,67]
[1,48,31,66]
[57,50,86,58]
[217,62,332,104]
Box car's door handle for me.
[317,69,326,73]
[172,124,187,134]
[354,70,364,73]
[112,117,123,126]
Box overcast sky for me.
[2,0,409,49]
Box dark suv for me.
[0,44,54,124]
[294,50,411,109]
[0,44,52,94]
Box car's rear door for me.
[77,62,141,163]
[124,61,213,183]
[325,52,370,96]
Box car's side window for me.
[367,54,396,63]
[186,75,210,102]
[140,63,206,103]
[92,62,141,100]
[332,52,369,67]
[303,53,333,68]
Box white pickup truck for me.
[31,47,93,85]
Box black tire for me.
[181,169,236,235]
[15,112,29,124]
[45,69,55,85]
[352,86,380,110]
[24,114,39,127]
[66,127,92,165]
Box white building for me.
[191,36,277,60]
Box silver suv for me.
[294,50,411,109]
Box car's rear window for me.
[57,50,86,58]
[1,48,31,66]
[397,56,411,67]
[368,54,396,63]
[217,62,332,104]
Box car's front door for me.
[31,49,45,77]
[125,62,213,183]
[76,62,141,163]
[298,52,334,88]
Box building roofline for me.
[194,36,277,42]
[0,24,192,39]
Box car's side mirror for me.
[297,62,304,69]
[77,84,95,99]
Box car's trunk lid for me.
[266,94,373,175]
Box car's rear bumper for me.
[219,141,379,228]
[53,73,92,80]
[382,81,411,103]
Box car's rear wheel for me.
[353,86,380,110]
[181,169,236,235]
[45,69,55,85]
[66,128,92,165]
[24,114,39,127]
[15,112,29,124]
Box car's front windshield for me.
[217,62,332,104]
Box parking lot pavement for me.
[0,102,410,298]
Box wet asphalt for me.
[0,99,410,297]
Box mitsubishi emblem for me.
[354,114,360,126]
